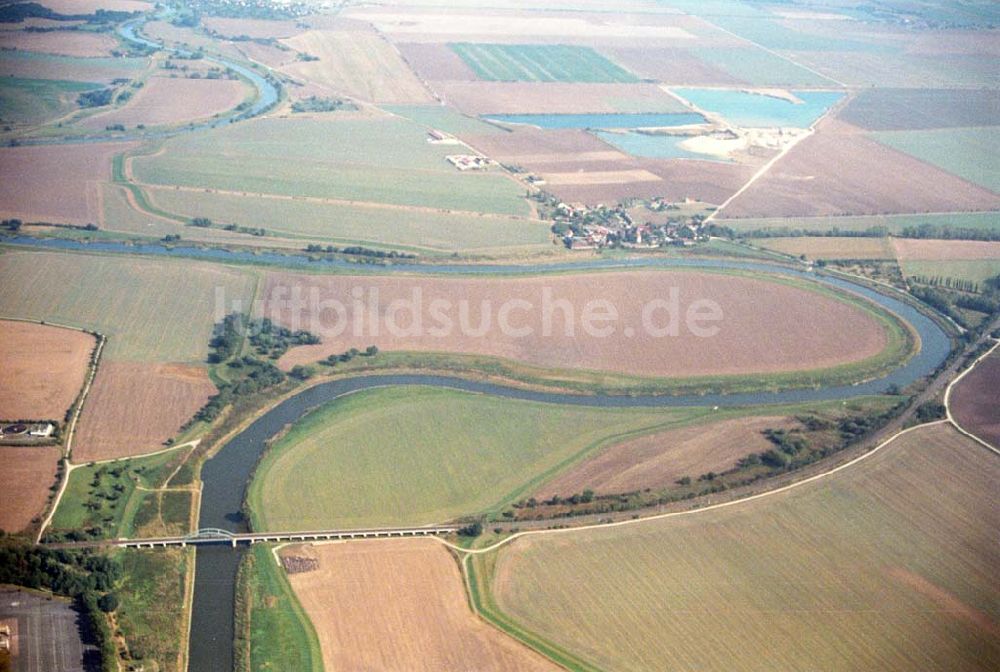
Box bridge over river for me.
[46,525,458,550]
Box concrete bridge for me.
[115,525,458,549]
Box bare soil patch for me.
[263,270,888,379]
[466,127,628,163]
[537,416,796,498]
[0,321,94,421]
[604,47,744,85]
[542,168,662,186]
[72,362,215,461]
[397,42,478,81]
[0,30,116,57]
[283,539,559,671]
[431,81,688,115]
[80,77,247,129]
[0,142,134,225]
[891,239,1000,261]
[950,349,1000,449]
[0,446,60,534]
[838,88,1000,131]
[721,123,1000,218]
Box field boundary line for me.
[440,419,951,557]
[692,14,848,88]
[944,338,1000,456]
[36,329,106,543]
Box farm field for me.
[0,320,94,420]
[72,362,215,461]
[0,29,117,57]
[695,47,833,87]
[874,127,1000,193]
[280,30,434,103]
[891,239,1000,261]
[720,123,1000,218]
[283,539,560,671]
[426,81,691,115]
[950,348,1000,449]
[40,0,150,11]
[263,270,895,381]
[788,50,998,88]
[248,386,701,530]
[0,50,146,84]
[720,212,1000,235]
[535,415,794,499]
[0,141,134,225]
[201,16,302,40]
[0,446,61,534]
[755,236,895,260]
[0,77,102,125]
[130,116,531,216]
[145,187,551,254]
[116,548,191,672]
[79,76,249,130]
[837,89,1000,131]
[483,423,1000,672]
[0,250,255,362]
[382,104,502,136]
[898,260,1000,287]
[450,44,639,83]
[602,47,743,85]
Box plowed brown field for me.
[80,77,247,129]
[72,362,214,461]
[892,239,1000,261]
[431,81,689,114]
[0,30,116,57]
[263,270,888,379]
[0,321,94,420]
[721,123,1000,218]
[950,348,1000,449]
[0,446,60,534]
[0,142,134,224]
[282,539,560,672]
[536,416,795,498]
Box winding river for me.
[175,251,950,671]
[14,18,956,670]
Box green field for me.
[874,127,1000,193]
[248,386,710,530]
[130,117,531,216]
[0,249,255,362]
[899,259,1000,286]
[0,77,101,125]
[0,51,146,83]
[697,47,831,87]
[450,43,639,83]
[720,211,1000,234]
[236,544,322,672]
[146,187,552,254]
[116,548,191,672]
[382,104,503,136]
[49,448,186,539]
[476,423,999,672]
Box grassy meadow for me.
[146,187,552,254]
[450,43,639,83]
[0,77,102,125]
[0,250,255,362]
[116,548,192,672]
[248,386,710,530]
[49,447,190,539]
[237,544,322,672]
[478,423,999,672]
[130,116,531,216]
